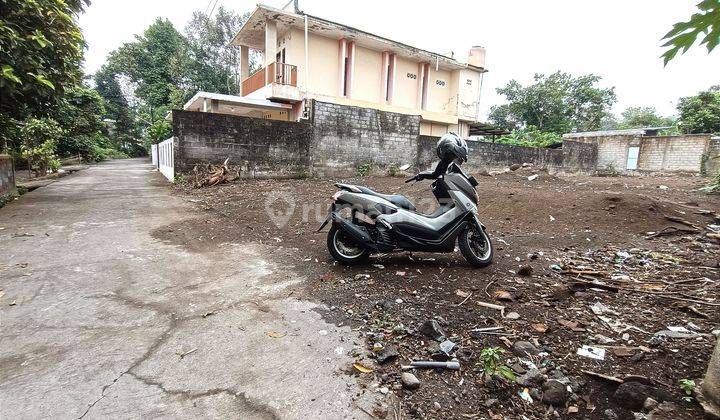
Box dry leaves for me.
[353,362,373,373]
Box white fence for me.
[157,137,174,182]
[151,144,158,167]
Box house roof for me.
[182,92,292,116]
[232,4,487,73]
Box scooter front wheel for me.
[458,224,493,268]
[327,225,370,265]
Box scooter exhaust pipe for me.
[332,213,376,250]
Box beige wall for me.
[273,26,482,128]
[392,56,421,109]
[457,69,481,121]
[426,67,452,114]
[420,122,468,137]
[352,46,383,103]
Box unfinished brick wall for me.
[171,105,600,178]
[171,110,313,177]
[416,136,596,174]
[0,155,16,197]
[311,101,420,175]
[639,135,710,172]
[569,134,713,174]
[706,137,720,177]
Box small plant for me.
[356,163,371,177]
[701,166,720,194]
[478,347,516,382]
[679,379,695,402]
[387,164,400,177]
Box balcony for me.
[241,62,299,102]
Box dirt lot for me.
[157,167,719,419]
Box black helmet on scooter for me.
[436,132,468,163]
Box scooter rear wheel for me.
[327,225,370,265]
[458,224,493,268]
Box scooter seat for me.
[356,186,416,211]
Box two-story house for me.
[182,3,487,138]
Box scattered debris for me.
[376,345,399,364]
[518,388,534,403]
[512,341,539,357]
[407,360,460,370]
[189,158,239,188]
[418,319,445,341]
[527,174,539,181]
[401,372,421,390]
[577,345,605,360]
[176,348,197,359]
[266,331,286,338]
[353,362,374,374]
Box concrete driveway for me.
[0,159,374,419]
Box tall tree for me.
[0,0,88,149]
[617,107,675,129]
[51,85,108,157]
[108,18,187,110]
[488,72,616,134]
[94,65,142,154]
[677,86,720,134]
[183,6,253,95]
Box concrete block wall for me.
[172,110,313,177]
[172,105,601,178]
[640,135,710,172]
[570,134,713,174]
[706,137,720,177]
[311,101,420,175]
[416,136,579,174]
[0,155,16,197]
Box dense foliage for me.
[0,0,129,173]
[94,7,253,150]
[489,72,617,135]
[0,2,250,174]
[0,0,87,124]
[677,86,720,134]
[494,127,562,148]
[616,107,675,129]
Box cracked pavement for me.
[0,159,374,419]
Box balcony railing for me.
[241,62,297,97]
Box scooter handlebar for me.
[405,176,417,183]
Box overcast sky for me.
[80,0,719,119]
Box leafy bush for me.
[21,140,61,177]
[357,163,371,177]
[702,171,720,193]
[18,118,63,176]
[143,118,172,151]
[494,126,562,148]
[387,164,400,177]
[89,145,128,162]
[20,117,65,148]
